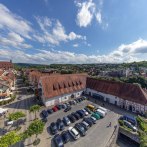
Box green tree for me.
[8,112,25,128]
[0,131,21,147]
[29,105,41,120]
[27,120,45,142]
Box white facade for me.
[86,88,147,114]
[38,80,84,107]
[43,90,83,107]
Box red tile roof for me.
[29,71,59,85]
[40,74,87,99]
[0,61,13,69]
[0,70,4,76]
[86,77,147,105]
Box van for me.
[96,109,106,118]
[87,104,95,111]
[98,106,108,114]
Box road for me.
[1,78,37,147]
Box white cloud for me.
[35,17,86,45]
[95,11,102,24]
[0,32,32,49]
[0,38,146,64]
[73,44,79,47]
[76,0,95,27]
[0,3,32,39]
[75,0,107,28]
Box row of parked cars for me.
[51,107,99,147]
[41,96,87,120]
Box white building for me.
[86,78,147,114]
[37,74,87,107]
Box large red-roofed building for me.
[38,74,147,114]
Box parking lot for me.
[43,99,119,147]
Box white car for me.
[123,120,138,132]
[82,109,89,116]
[68,126,80,140]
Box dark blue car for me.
[41,110,48,118]
[54,134,64,147]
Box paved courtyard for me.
[0,78,137,147]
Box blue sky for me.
[0,0,147,64]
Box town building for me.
[85,77,147,114]
[38,74,87,107]
[28,70,59,88]
[0,61,13,70]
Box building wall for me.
[86,88,146,114]
[42,90,84,107]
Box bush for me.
[118,120,124,126]
[137,116,147,146]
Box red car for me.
[52,106,58,112]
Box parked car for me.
[6,120,14,126]
[91,113,100,120]
[54,134,64,147]
[90,116,97,124]
[41,110,48,118]
[98,106,108,114]
[56,119,65,131]
[83,117,93,127]
[52,106,58,112]
[73,100,77,105]
[47,109,53,114]
[81,121,90,130]
[64,106,71,112]
[56,104,62,110]
[69,101,73,105]
[50,122,58,135]
[123,120,137,132]
[82,109,89,116]
[76,110,85,118]
[68,127,80,140]
[41,117,47,123]
[63,116,71,126]
[71,112,80,120]
[75,123,87,136]
[96,109,106,118]
[84,107,92,114]
[62,104,67,109]
[120,115,137,126]
[67,114,76,123]
[61,131,70,144]
[75,99,79,103]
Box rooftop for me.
[86,77,147,105]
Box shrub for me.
[118,120,124,126]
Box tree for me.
[27,120,45,143]
[0,131,21,147]
[8,112,25,128]
[29,105,41,120]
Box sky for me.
[0,0,147,64]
